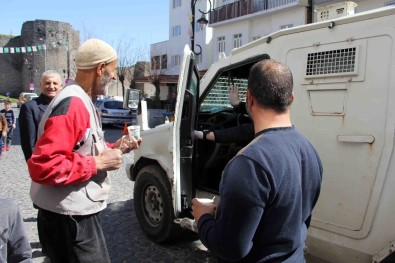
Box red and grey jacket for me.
[28,84,111,215]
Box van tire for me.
[133,165,176,243]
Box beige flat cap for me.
[75,38,117,70]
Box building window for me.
[385,0,395,6]
[172,0,181,8]
[151,56,160,70]
[172,25,181,37]
[218,36,225,53]
[161,55,168,69]
[252,36,261,41]
[280,24,293,30]
[233,33,242,48]
[171,55,181,67]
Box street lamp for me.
[191,0,212,55]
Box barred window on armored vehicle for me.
[305,47,357,77]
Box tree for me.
[134,48,170,108]
[115,38,144,97]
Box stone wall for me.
[0,20,79,97]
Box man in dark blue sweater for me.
[192,59,323,262]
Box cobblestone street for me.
[1,103,326,263]
[0,104,217,263]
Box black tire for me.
[133,165,176,243]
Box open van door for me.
[131,45,200,243]
[173,45,200,216]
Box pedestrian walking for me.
[27,38,142,263]
[1,100,16,151]
[192,59,323,263]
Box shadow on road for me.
[102,200,217,263]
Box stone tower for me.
[0,20,79,96]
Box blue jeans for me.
[1,126,13,147]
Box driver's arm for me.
[194,124,254,145]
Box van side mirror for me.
[124,89,140,109]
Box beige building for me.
[146,0,394,99]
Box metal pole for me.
[67,32,70,80]
[191,0,196,53]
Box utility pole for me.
[66,32,71,83]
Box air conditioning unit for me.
[316,1,358,22]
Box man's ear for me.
[247,90,254,108]
[96,62,105,76]
[290,92,295,104]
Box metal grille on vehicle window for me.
[201,76,248,108]
[306,47,357,77]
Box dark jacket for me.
[213,102,254,146]
[18,94,52,161]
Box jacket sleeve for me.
[2,199,32,263]
[11,110,16,126]
[197,156,267,261]
[233,101,247,114]
[27,97,97,185]
[1,115,7,131]
[18,104,36,161]
[213,123,254,145]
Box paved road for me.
[1,103,327,263]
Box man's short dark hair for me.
[248,59,293,113]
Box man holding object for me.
[28,38,142,263]
[192,59,322,263]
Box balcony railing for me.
[209,0,301,24]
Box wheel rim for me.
[143,184,163,226]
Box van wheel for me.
[134,165,176,243]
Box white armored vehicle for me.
[125,6,395,263]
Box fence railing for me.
[209,0,300,24]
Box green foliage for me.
[0,34,15,38]
[0,95,17,103]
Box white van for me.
[126,6,395,263]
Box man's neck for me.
[252,108,292,134]
[74,74,93,99]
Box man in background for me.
[19,70,63,161]
[18,69,63,256]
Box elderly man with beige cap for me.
[27,38,141,263]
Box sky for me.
[0,1,169,58]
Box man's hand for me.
[229,85,240,107]
[192,198,217,223]
[113,135,142,154]
[1,131,6,137]
[194,130,203,140]
[94,149,123,171]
